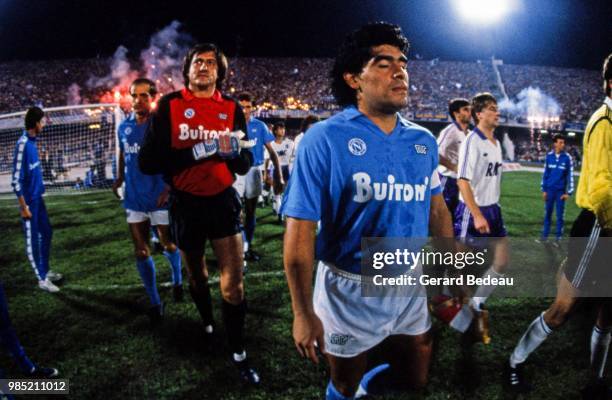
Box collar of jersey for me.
[181,88,223,103]
[342,106,409,138]
[605,96,612,110]
[472,127,487,140]
[23,131,37,141]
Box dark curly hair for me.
[331,22,409,107]
[182,43,228,89]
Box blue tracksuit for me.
[0,282,35,380]
[541,150,574,239]
[11,132,52,281]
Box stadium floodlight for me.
[452,0,518,25]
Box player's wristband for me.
[217,134,240,159]
[192,140,218,160]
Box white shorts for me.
[313,261,431,358]
[126,209,169,225]
[233,166,263,199]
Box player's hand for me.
[20,205,32,219]
[112,178,124,199]
[217,131,240,159]
[473,214,490,234]
[293,311,326,364]
[560,194,569,201]
[156,187,170,207]
[542,192,547,201]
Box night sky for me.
[0,0,610,69]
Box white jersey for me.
[457,128,503,207]
[437,122,468,179]
[291,132,304,164]
[266,138,294,166]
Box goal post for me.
[0,104,124,198]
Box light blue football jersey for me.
[247,117,275,166]
[282,106,441,274]
[118,114,167,212]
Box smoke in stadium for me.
[84,20,193,107]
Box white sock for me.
[243,240,249,253]
[590,325,611,378]
[510,312,552,368]
[274,195,282,213]
[233,350,247,362]
[204,325,213,334]
[450,304,474,333]
[472,266,504,310]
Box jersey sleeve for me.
[565,155,574,195]
[281,127,329,221]
[430,138,442,195]
[263,123,274,144]
[139,94,200,176]
[458,134,477,181]
[541,154,550,191]
[11,139,28,198]
[225,102,253,175]
[586,120,612,228]
[430,170,441,196]
[437,126,452,154]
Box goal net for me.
[0,104,123,198]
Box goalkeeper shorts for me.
[169,187,242,252]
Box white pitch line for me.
[63,270,286,292]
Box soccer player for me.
[0,281,58,388]
[449,93,509,339]
[11,107,62,293]
[540,134,574,243]
[233,92,282,261]
[437,98,471,220]
[265,122,293,218]
[290,115,320,171]
[111,78,183,324]
[506,53,612,398]
[282,23,452,399]
[138,43,259,384]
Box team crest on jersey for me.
[218,113,227,120]
[124,127,132,135]
[348,138,367,156]
[414,144,428,154]
[184,108,195,119]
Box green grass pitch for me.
[0,171,607,399]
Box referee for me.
[506,53,612,397]
[139,43,259,385]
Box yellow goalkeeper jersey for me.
[576,97,612,230]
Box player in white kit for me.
[265,122,293,219]
[448,93,509,341]
[437,98,471,221]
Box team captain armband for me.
[192,130,256,161]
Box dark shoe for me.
[244,249,261,262]
[234,359,260,385]
[580,378,610,400]
[173,285,184,302]
[505,363,532,394]
[147,302,164,326]
[27,366,59,378]
[242,260,249,276]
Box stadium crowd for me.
[0,57,603,124]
